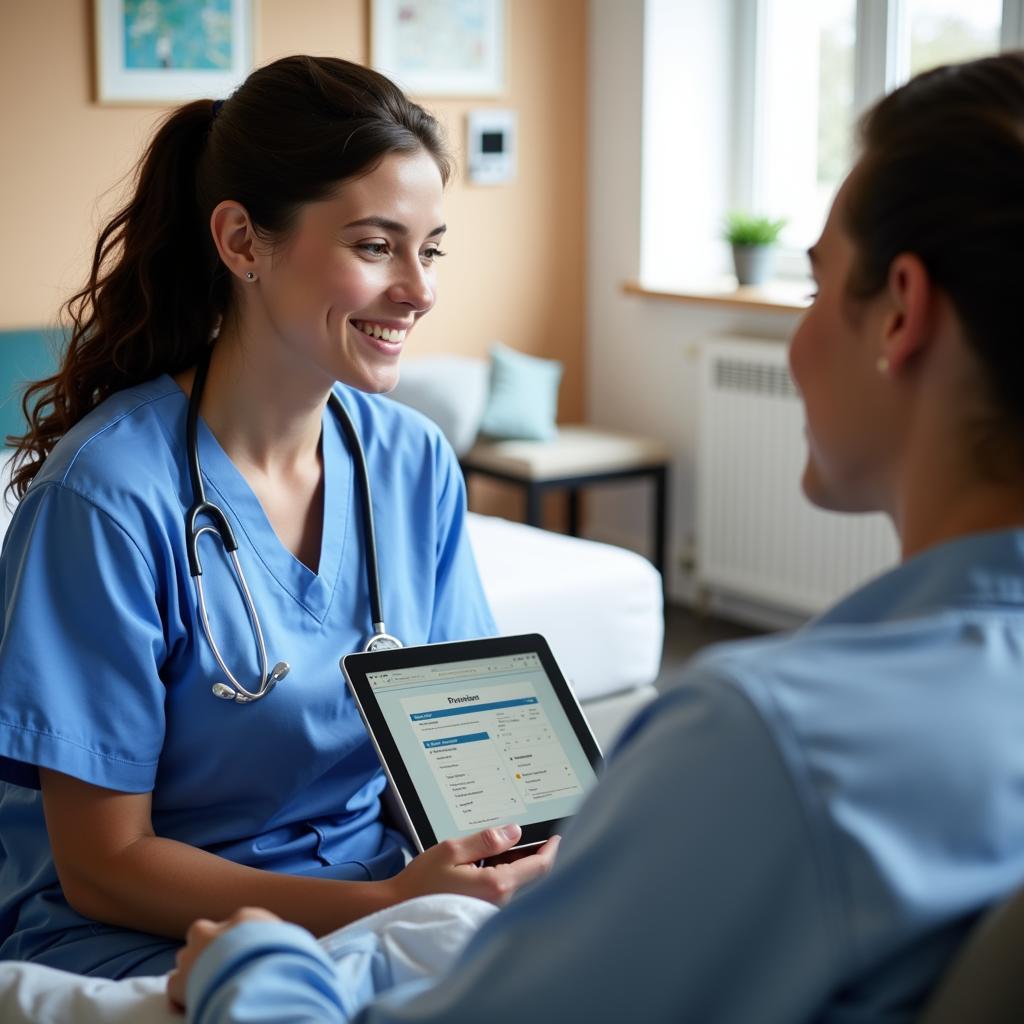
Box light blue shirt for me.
[0,375,496,978]
[187,529,1024,1022]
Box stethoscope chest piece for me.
[364,631,402,653]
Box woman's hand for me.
[388,824,560,906]
[167,907,281,1012]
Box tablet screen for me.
[354,644,601,843]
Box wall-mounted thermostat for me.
[467,109,517,185]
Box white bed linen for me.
[466,512,664,702]
[0,894,496,1024]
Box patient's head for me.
[789,52,1024,546]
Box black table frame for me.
[460,459,670,585]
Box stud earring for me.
[876,356,890,374]
[245,271,256,281]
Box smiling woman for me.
[226,154,449,399]
[0,55,557,981]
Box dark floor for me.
[654,603,764,691]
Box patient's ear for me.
[879,252,933,373]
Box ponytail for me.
[9,100,224,499]
[8,55,451,501]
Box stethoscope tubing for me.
[333,383,385,631]
[184,346,396,703]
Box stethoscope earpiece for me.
[211,661,290,703]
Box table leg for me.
[525,483,543,527]
[653,465,668,586]
[567,488,581,536]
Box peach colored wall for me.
[0,0,586,423]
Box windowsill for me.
[623,277,811,314]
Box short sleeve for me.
[0,482,168,792]
[427,442,497,644]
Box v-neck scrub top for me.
[0,374,497,978]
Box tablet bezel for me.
[342,633,603,853]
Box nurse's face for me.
[788,173,896,513]
[257,148,446,394]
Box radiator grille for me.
[714,358,798,399]
[697,337,898,616]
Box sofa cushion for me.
[387,355,489,457]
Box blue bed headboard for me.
[0,329,65,444]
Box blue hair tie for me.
[211,99,225,118]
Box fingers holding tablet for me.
[388,825,561,906]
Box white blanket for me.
[0,894,496,1024]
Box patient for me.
[170,52,1024,1023]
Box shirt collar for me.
[815,528,1024,627]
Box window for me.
[639,0,1024,289]
[746,0,1024,271]
[748,0,857,263]
[908,0,1003,78]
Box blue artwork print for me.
[123,0,234,70]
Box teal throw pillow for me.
[478,342,562,441]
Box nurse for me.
[0,54,556,979]
[172,51,1024,1022]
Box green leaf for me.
[722,211,788,246]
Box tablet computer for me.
[342,634,603,853]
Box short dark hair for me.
[845,52,1024,435]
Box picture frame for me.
[94,0,253,105]
[370,0,505,97]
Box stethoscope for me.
[185,347,403,705]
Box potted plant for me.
[723,212,788,286]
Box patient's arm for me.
[39,768,557,940]
[179,674,838,1024]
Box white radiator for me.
[697,336,898,616]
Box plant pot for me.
[731,243,775,286]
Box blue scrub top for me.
[188,529,1024,1023]
[0,375,496,977]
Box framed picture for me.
[94,0,253,105]
[370,0,505,97]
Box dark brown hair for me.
[844,51,1024,434]
[9,55,451,499]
